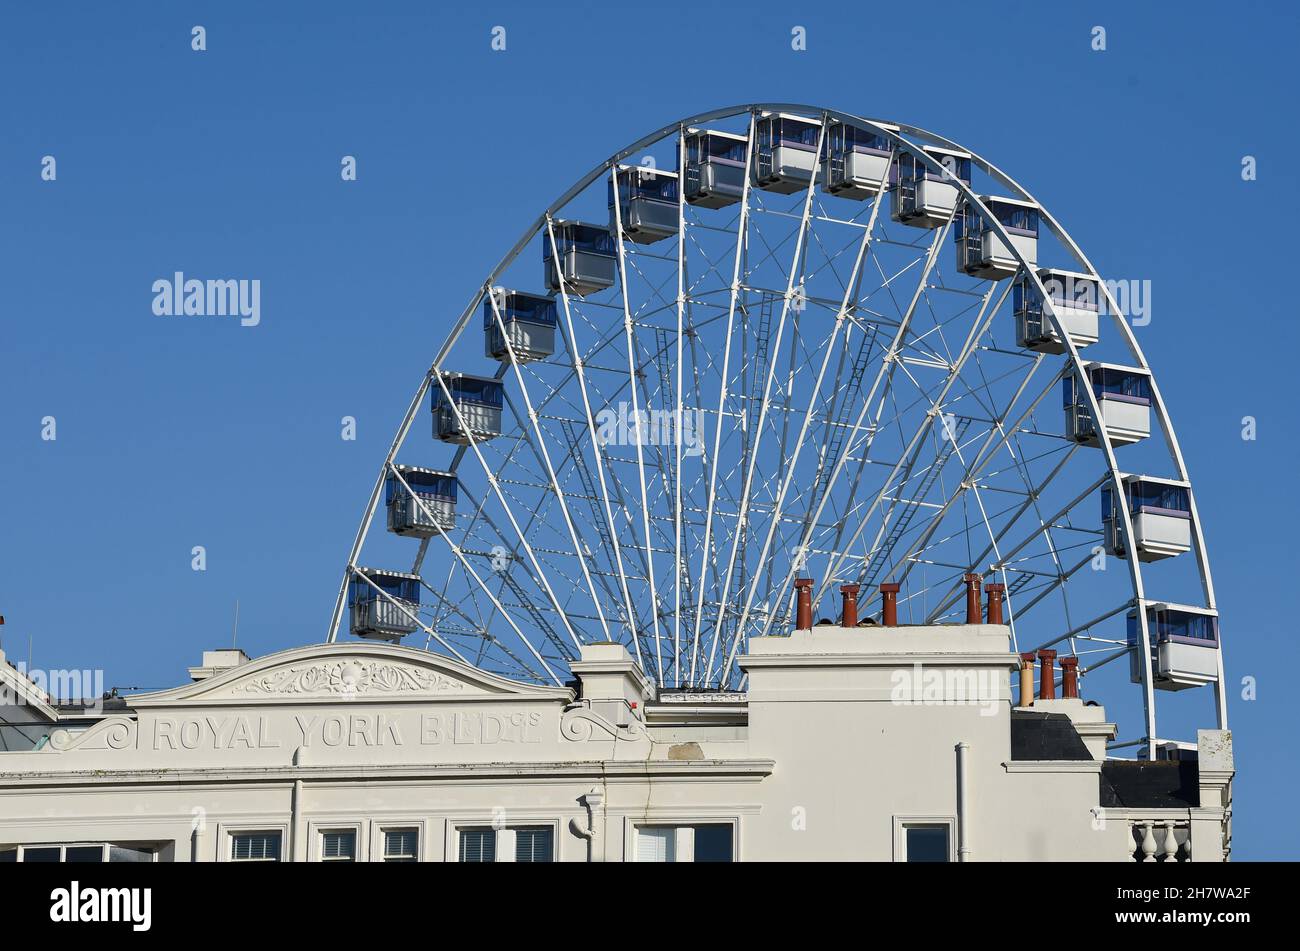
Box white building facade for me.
[0,620,1233,863]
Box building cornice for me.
[0,758,776,788]
[1002,760,1104,774]
[740,651,1019,670]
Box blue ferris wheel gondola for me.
[385,465,457,539]
[955,195,1039,280]
[348,567,421,641]
[821,119,895,200]
[432,371,504,444]
[484,288,557,364]
[681,128,748,209]
[1128,604,1219,692]
[1103,476,1192,563]
[543,220,616,297]
[1064,363,1152,448]
[1014,269,1101,354]
[890,145,971,228]
[752,112,823,194]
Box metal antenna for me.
[232,600,241,649]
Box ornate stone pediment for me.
[233,659,465,698]
[130,642,573,708]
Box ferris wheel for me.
[326,104,1226,759]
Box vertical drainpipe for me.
[955,742,970,862]
[291,746,306,862]
[291,780,304,861]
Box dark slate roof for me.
[1010,710,1093,761]
[1100,761,1199,809]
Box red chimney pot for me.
[1037,649,1057,701]
[1060,656,1080,699]
[879,583,900,627]
[963,573,982,624]
[984,582,1005,625]
[839,584,860,628]
[794,578,814,631]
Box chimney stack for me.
[879,583,900,626]
[1018,652,1036,708]
[985,583,1005,625]
[1037,649,1057,701]
[794,578,813,631]
[1060,656,1080,699]
[963,574,982,624]
[839,584,860,628]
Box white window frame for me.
[377,826,421,862]
[627,818,740,863]
[220,823,288,863]
[0,842,158,863]
[449,821,559,863]
[314,824,363,863]
[892,816,957,863]
[372,822,425,863]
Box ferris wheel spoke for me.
[1011,547,1099,628]
[820,274,1008,607]
[886,362,1064,597]
[688,112,758,686]
[487,294,614,642]
[430,370,585,658]
[719,189,881,681]
[542,217,648,672]
[756,221,950,639]
[925,468,1107,623]
[707,118,828,682]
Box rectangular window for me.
[904,825,951,863]
[458,827,496,863]
[0,843,156,863]
[514,826,554,863]
[383,828,419,863]
[635,824,734,862]
[321,830,356,862]
[231,832,282,862]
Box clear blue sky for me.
[2,1,1296,858]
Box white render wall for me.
[0,628,1232,862]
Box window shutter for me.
[232,832,281,862]
[322,831,355,861]
[458,828,496,863]
[636,827,674,863]
[514,827,553,863]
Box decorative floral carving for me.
[235,661,464,697]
